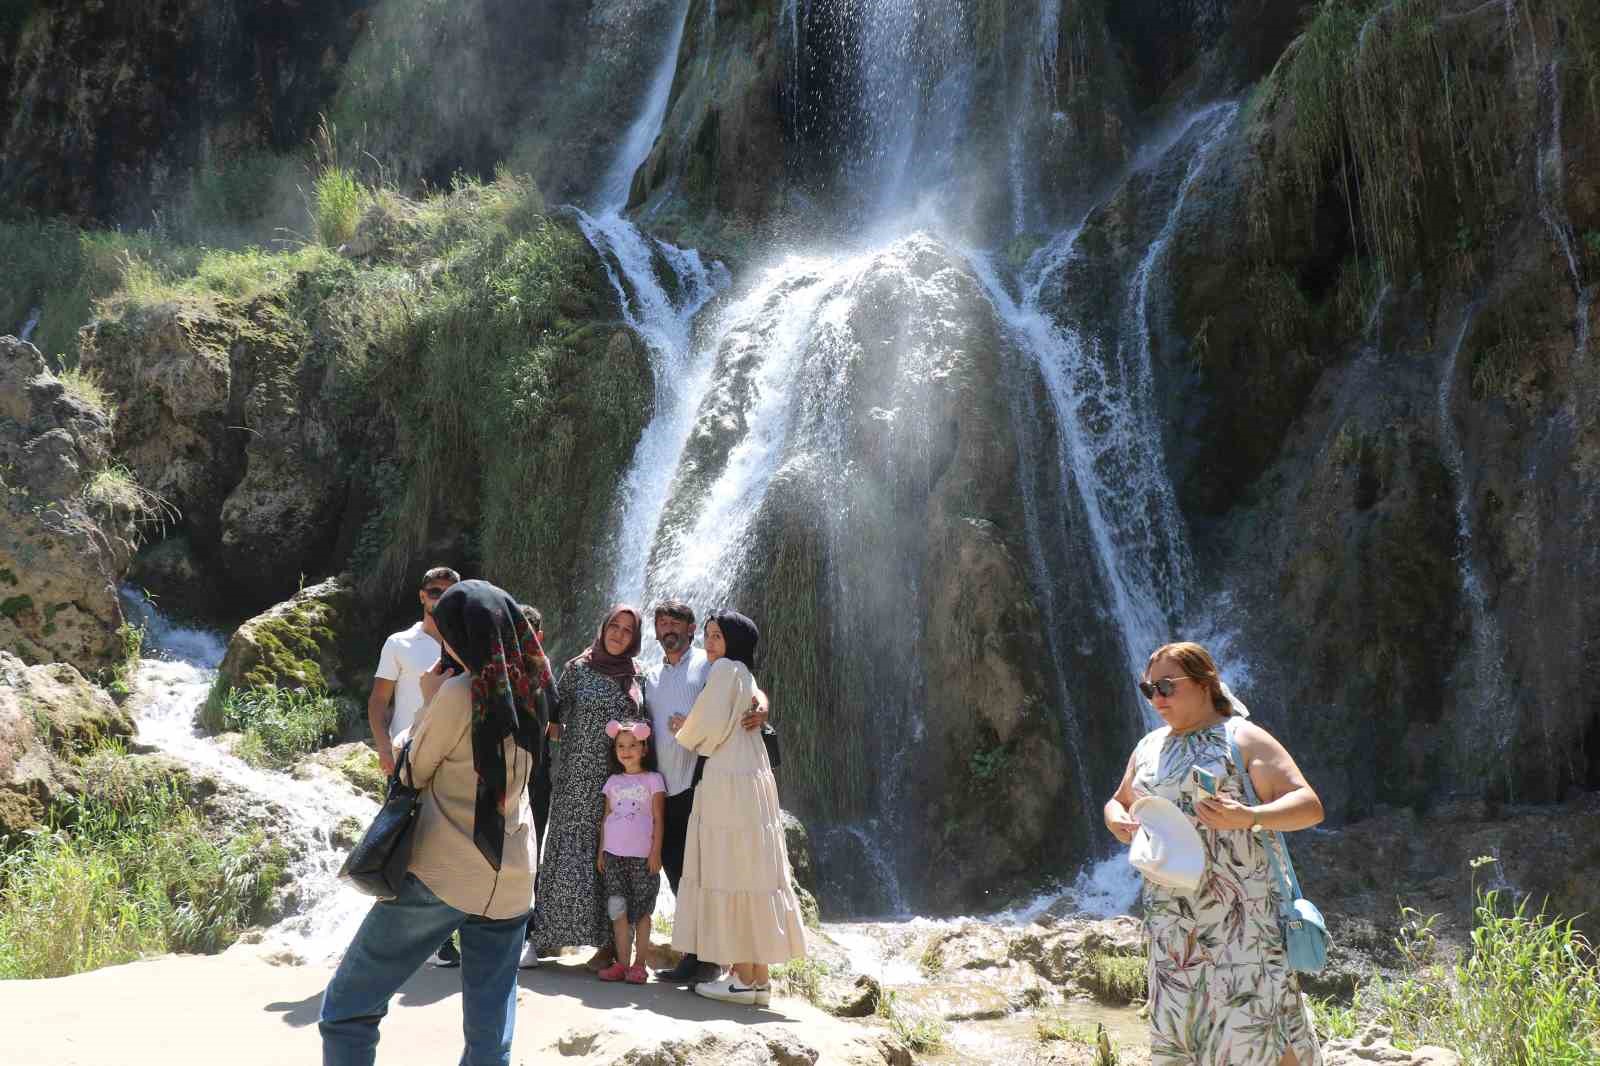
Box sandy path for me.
[6,950,895,1065]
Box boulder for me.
[215,575,358,697]
[1323,1026,1460,1066]
[0,651,134,837]
[0,335,139,670]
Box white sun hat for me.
[1129,795,1206,893]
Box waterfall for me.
[1435,312,1516,779]
[1536,58,1593,358]
[572,0,728,608]
[18,306,41,344]
[1009,0,1063,234]
[978,105,1238,735]
[119,589,379,962]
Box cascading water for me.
[18,306,41,344]
[1536,58,1593,358]
[1435,311,1516,779]
[1008,0,1063,235]
[574,0,726,609]
[977,103,1240,734]
[119,589,379,962]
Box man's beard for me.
[658,632,684,653]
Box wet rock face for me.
[0,0,375,222]
[79,299,351,609]
[0,651,133,837]
[0,336,137,670]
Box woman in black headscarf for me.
[526,604,649,969]
[669,610,807,1006]
[321,579,548,1066]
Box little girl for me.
[595,720,666,984]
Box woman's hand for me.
[741,689,770,731]
[1195,794,1256,831]
[668,714,685,735]
[596,852,606,874]
[419,658,453,704]
[1106,807,1141,845]
[647,849,662,876]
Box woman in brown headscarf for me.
[526,605,649,968]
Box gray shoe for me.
[693,960,721,983]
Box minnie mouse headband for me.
[605,720,652,740]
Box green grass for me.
[315,166,368,248]
[1085,951,1146,1004]
[0,744,287,978]
[81,464,175,539]
[57,367,111,415]
[1358,890,1600,1064]
[876,988,949,1053]
[771,956,834,1004]
[201,686,351,769]
[1036,1015,1095,1043]
[1311,992,1361,1041]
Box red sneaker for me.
[625,965,648,984]
[597,962,627,982]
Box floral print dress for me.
[527,659,648,953]
[1131,719,1323,1066]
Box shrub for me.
[772,956,833,1004]
[0,747,287,978]
[56,367,110,416]
[1363,890,1600,1064]
[315,167,367,248]
[1086,950,1146,1004]
[202,686,351,768]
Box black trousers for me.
[661,786,696,897]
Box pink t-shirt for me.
[601,771,666,858]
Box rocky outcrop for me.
[79,298,351,607]
[215,576,358,697]
[0,651,133,837]
[1324,1028,1460,1066]
[0,335,139,669]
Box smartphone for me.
[1192,767,1219,795]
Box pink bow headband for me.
[606,720,652,740]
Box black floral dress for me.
[528,658,647,953]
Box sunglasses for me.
[422,585,452,599]
[1138,676,1192,700]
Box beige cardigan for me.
[400,673,535,920]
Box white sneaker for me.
[694,976,758,1006]
[753,984,771,1007]
[518,941,541,969]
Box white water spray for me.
[1435,313,1516,772]
[120,590,379,963]
[18,306,41,344]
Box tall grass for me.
[201,686,351,769]
[0,745,287,978]
[315,167,367,248]
[1359,890,1600,1063]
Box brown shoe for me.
[585,946,616,972]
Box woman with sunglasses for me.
[1104,641,1325,1066]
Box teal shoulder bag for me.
[1227,719,1330,974]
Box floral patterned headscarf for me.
[429,579,552,869]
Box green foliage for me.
[969,744,1010,782]
[1085,950,1147,1004]
[1311,993,1361,1041]
[57,367,111,415]
[202,686,351,769]
[1036,1015,1095,1043]
[315,167,368,248]
[919,936,946,977]
[771,956,834,1004]
[0,745,286,978]
[1273,0,1519,275]
[338,747,388,800]
[1358,888,1600,1064]
[876,988,949,1053]
[187,150,291,234]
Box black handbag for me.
[338,743,422,900]
[761,722,781,769]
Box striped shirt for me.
[644,647,710,795]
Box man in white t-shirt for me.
[368,565,461,777]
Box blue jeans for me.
[319,874,529,1066]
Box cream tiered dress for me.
[670,657,808,965]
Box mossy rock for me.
[213,576,357,710]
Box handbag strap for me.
[1225,718,1304,908]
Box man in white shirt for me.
[369,566,460,775]
[368,565,462,968]
[646,598,768,984]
